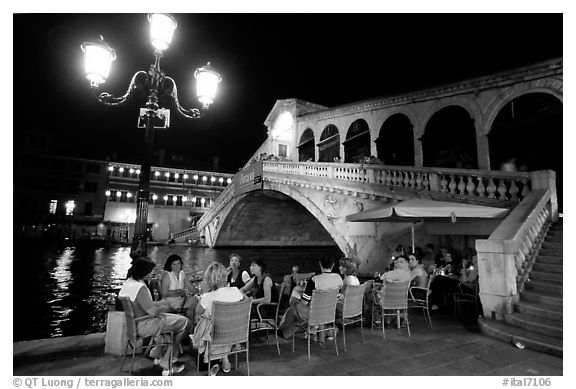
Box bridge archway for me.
[210,189,346,251]
[422,105,478,168]
[298,128,315,162]
[318,124,341,162]
[344,119,371,163]
[376,113,414,165]
[488,92,563,209]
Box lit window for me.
[202,176,207,181]
[49,200,58,214]
[65,200,75,216]
[210,177,216,182]
[136,169,141,174]
[119,167,125,173]
[193,175,199,180]
[219,177,224,183]
[183,174,189,179]
[165,172,170,178]
[227,178,232,184]
[155,171,161,177]
[129,168,135,174]
[108,166,114,172]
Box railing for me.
[475,188,554,317]
[173,226,197,240]
[197,180,236,230]
[263,161,532,203]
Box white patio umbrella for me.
[346,198,509,250]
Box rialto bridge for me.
[189,58,562,319]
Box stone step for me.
[538,248,563,257]
[503,312,563,339]
[525,280,563,295]
[479,318,563,357]
[545,235,563,243]
[536,255,563,265]
[530,270,563,283]
[520,290,563,307]
[542,241,563,250]
[514,301,563,322]
[533,262,562,274]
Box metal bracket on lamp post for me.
[92,54,205,260]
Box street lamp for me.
[81,14,222,259]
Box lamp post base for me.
[129,234,148,260]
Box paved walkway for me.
[13,314,562,376]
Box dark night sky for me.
[13,13,562,172]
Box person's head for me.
[444,252,453,263]
[163,254,183,272]
[408,254,420,269]
[229,253,242,270]
[339,258,358,277]
[203,262,228,291]
[319,256,335,271]
[394,255,409,270]
[249,258,267,277]
[395,244,403,253]
[127,257,156,281]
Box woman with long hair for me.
[226,253,250,289]
[241,258,279,318]
[160,254,199,323]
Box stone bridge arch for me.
[203,183,351,255]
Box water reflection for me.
[14,244,341,341]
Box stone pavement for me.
[13,313,562,376]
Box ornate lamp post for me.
[81,14,222,259]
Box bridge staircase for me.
[479,219,563,357]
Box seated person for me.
[278,256,343,340]
[119,257,189,376]
[194,262,244,375]
[421,243,437,274]
[409,254,428,288]
[240,259,279,319]
[380,255,411,282]
[336,258,360,320]
[435,251,462,276]
[160,254,199,325]
[226,253,250,289]
[459,255,479,294]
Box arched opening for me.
[489,92,563,210]
[344,119,371,163]
[376,113,414,165]
[317,124,340,162]
[422,106,478,168]
[297,128,315,162]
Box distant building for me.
[13,132,234,243]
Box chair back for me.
[308,288,339,326]
[118,296,138,343]
[379,281,410,310]
[211,297,252,347]
[342,283,366,319]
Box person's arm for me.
[136,286,169,317]
[301,277,315,302]
[252,277,273,304]
[241,271,251,283]
[239,277,255,294]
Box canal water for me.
[14,244,342,342]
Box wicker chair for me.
[408,274,435,328]
[118,297,174,375]
[250,282,287,355]
[292,288,339,361]
[370,281,383,332]
[337,283,366,352]
[376,281,411,338]
[200,297,252,376]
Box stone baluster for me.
[390,171,397,186]
[486,178,497,199]
[448,175,457,193]
[457,175,466,194]
[415,173,423,189]
[422,174,430,191]
[497,178,508,200]
[465,176,476,196]
[440,174,449,193]
[509,179,519,201]
[476,177,486,197]
[385,170,393,186]
[409,172,416,188]
[520,178,530,199]
[403,171,410,187]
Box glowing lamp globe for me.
[194,62,221,109]
[148,14,177,52]
[81,38,116,88]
